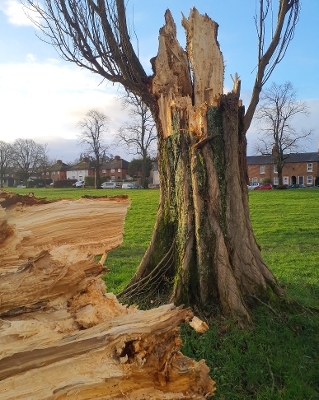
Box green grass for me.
[5,186,319,399]
[249,189,319,309]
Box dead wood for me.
[0,191,215,399]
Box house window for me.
[102,169,106,173]
[273,165,278,173]
[307,163,313,172]
[252,177,258,184]
[307,176,313,185]
[118,168,121,172]
[283,176,289,185]
[260,165,265,174]
[273,177,279,185]
[111,168,115,173]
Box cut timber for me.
[0,191,215,399]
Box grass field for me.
[5,187,319,399]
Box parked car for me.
[254,183,273,190]
[122,183,135,189]
[286,184,305,189]
[16,184,26,188]
[73,180,85,188]
[101,182,117,189]
[247,183,259,190]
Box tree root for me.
[119,240,176,305]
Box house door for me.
[291,176,296,184]
[298,176,304,185]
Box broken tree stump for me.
[0,191,215,399]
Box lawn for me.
[5,186,319,399]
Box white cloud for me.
[26,53,36,62]
[0,58,129,156]
[0,0,36,26]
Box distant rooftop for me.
[247,152,319,165]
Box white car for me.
[101,182,117,189]
[122,183,135,189]
[73,180,85,188]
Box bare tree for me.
[77,109,110,188]
[0,141,13,188]
[25,0,300,324]
[11,139,48,186]
[254,81,313,186]
[116,92,156,188]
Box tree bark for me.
[0,191,215,399]
[121,8,283,324]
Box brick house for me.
[66,158,95,181]
[100,156,129,180]
[45,160,68,183]
[247,152,319,187]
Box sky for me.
[0,0,318,163]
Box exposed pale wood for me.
[152,8,224,141]
[182,8,224,106]
[189,316,209,333]
[0,191,215,399]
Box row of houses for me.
[4,155,160,187]
[45,151,319,187]
[48,156,130,183]
[247,152,319,186]
[5,151,318,188]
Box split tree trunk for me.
[121,9,283,324]
[0,191,215,399]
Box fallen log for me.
[0,191,215,399]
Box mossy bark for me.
[120,8,283,324]
[121,94,282,324]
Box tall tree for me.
[116,92,157,188]
[25,0,300,324]
[11,139,48,186]
[77,109,110,188]
[0,141,13,188]
[254,81,312,186]
[128,157,153,183]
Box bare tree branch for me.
[11,139,48,185]
[244,0,300,133]
[254,81,313,185]
[23,0,155,109]
[77,109,110,187]
[115,91,157,187]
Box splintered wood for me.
[0,191,215,399]
[152,8,224,139]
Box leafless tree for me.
[116,92,156,187]
[0,141,13,188]
[11,139,48,186]
[254,81,313,186]
[77,109,110,188]
[24,0,301,324]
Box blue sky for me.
[0,0,318,162]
